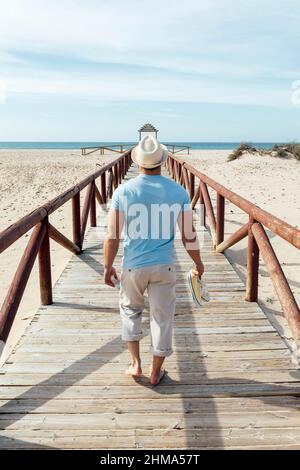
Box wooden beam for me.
[216,194,225,246]
[216,223,249,253]
[80,183,93,245]
[199,186,206,227]
[200,181,216,243]
[49,223,81,255]
[0,207,47,254]
[182,167,190,191]
[39,217,52,306]
[95,184,104,205]
[0,223,46,342]
[252,222,300,342]
[191,184,200,208]
[90,181,96,228]
[72,193,81,250]
[100,173,107,203]
[189,172,195,200]
[245,218,259,302]
[106,170,113,200]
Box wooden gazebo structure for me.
[138,123,158,141]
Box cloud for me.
[0,0,300,107]
[3,66,291,108]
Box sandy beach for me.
[0,148,299,361]
[0,149,117,361]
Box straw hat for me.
[131,136,168,169]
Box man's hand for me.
[193,261,204,278]
[104,266,119,287]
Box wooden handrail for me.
[166,144,191,155]
[81,144,133,156]
[169,154,300,249]
[166,153,300,346]
[0,150,131,254]
[0,149,132,342]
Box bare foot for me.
[125,363,142,377]
[149,368,165,386]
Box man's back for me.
[111,174,190,269]
[104,136,203,385]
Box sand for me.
[0,149,117,362]
[0,148,299,361]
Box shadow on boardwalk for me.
[0,216,299,448]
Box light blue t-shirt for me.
[111,174,191,269]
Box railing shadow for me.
[1,166,299,449]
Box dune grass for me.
[227,142,300,162]
[227,143,256,162]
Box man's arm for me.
[178,209,204,277]
[103,209,124,287]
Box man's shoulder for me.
[163,177,189,194]
[121,176,141,192]
[114,177,137,194]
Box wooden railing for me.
[166,153,300,346]
[81,144,133,156]
[0,150,132,343]
[166,144,190,155]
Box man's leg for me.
[148,265,176,385]
[119,268,148,376]
[149,356,166,385]
[126,341,142,376]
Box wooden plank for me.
[0,383,300,400]
[10,346,290,359]
[0,396,299,414]
[1,410,300,430]
[1,428,300,449]
[0,369,298,386]
[2,358,292,374]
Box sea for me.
[0,142,284,150]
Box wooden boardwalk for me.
[1,165,300,449]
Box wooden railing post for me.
[81,182,94,245]
[90,181,96,227]
[246,218,259,302]
[107,169,113,200]
[199,185,206,227]
[72,192,81,250]
[200,181,216,243]
[190,173,195,200]
[216,193,225,246]
[100,173,107,204]
[113,166,118,190]
[39,216,52,306]
[178,163,182,184]
[118,161,122,184]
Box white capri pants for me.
[119,264,176,357]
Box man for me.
[104,136,204,385]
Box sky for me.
[0,0,300,141]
